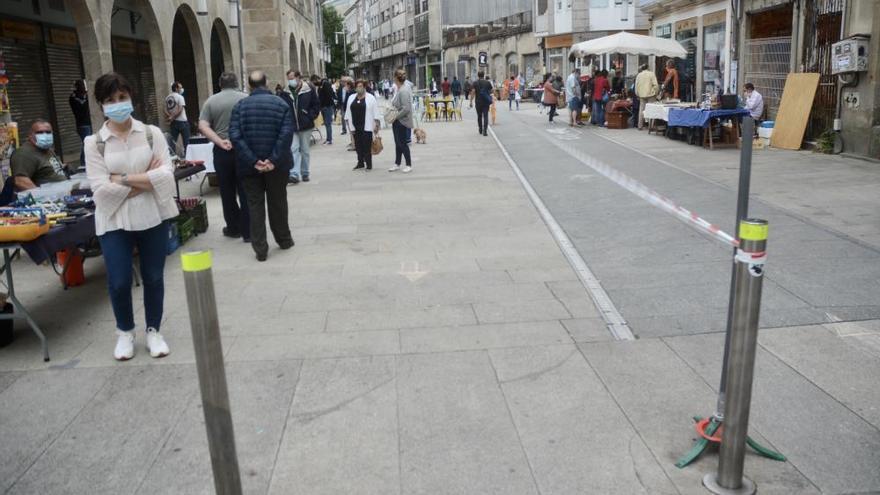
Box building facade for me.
[643,0,880,158]
[0,0,321,163]
[534,0,649,77]
[641,0,733,105]
[438,0,539,88]
[343,0,362,75]
[360,0,409,82]
[442,11,541,86]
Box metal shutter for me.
[45,43,84,162]
[1,36,51,142]
[138,41,158,126]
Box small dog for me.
[413,128,427,144]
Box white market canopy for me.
[568,31,687,59]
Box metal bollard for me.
[716,116,756,420]
[704,219,768,495]
[181,251,243,495]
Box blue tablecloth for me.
[668,108,750,128]
[20,214,96,265]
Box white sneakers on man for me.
[114,328,169,360]
[145,327,170,358]
[401,166,412,173]
[114,330,135,361]
[388,165,400,172]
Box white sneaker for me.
[401,166,412,173]
[145,327,170,358]
[114,330,135,361]
[388,165,400,172]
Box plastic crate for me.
[175,215,195,245]
[178,198,208,234]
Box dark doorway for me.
[210,24,225,93]
[172,9,199,129]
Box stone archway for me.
[505,52,519,79]
[491,54,503,82]
[308,43,315,74]
[300,40,307,75]
[210,18,234,93]
[171,4,208,128]
[110,0,166,126]
[289,34,299,72]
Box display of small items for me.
[0,207,49,242]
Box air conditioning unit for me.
[831,35,869,74]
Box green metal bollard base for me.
[675,416,786,469]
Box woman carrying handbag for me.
[386,69,413,173]
[345,80,381,171]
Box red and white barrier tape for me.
[559,140,740,248]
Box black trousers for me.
[353,130,373,169]
[241,166,293,257]
[392,121,411,166]
[213,147,250,238]
[476,105,489,133]
[545,103,557,121]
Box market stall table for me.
[0,213,98,361]
[643,102,697,135]
[174,162,206,199]
[184,142,215,173]
[667,107,751,149]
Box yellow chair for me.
[452,99,463,121]
[443,97,455,120]
[422,97,436,122]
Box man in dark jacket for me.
[463,77,473,108]
[451,76,462,106]
[68,80,91,169]
[337,80,349,135]
[278,70,320,184]
[317,77,336,145]
[229,70,295,261]
[473,71,493,136]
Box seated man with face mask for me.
[11,120,70,191]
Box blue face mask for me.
[34,133,54,150]
[103,101,134,123]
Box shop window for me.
[703,22,725,95]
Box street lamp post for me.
[335,31,347,77]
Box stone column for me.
[242,0,286,86]
[77,0,114,130]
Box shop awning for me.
[568,31,687,59]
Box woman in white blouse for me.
[344,80,380,171]
[85,72,177,360]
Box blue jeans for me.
[98,222,169,332]
[169,120,190,153]
[392,121,412,166]
[76,125,92,169]
[508,94,519,110]
[321,106,334,143]
[290,129,312,179]
[592,100,606,126]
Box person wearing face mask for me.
[69,80,91,169]
[345,80,380,171]
[84,72,176,361]
[277,70,320,184]
[164,81,189,154]
[10,120,69,191]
